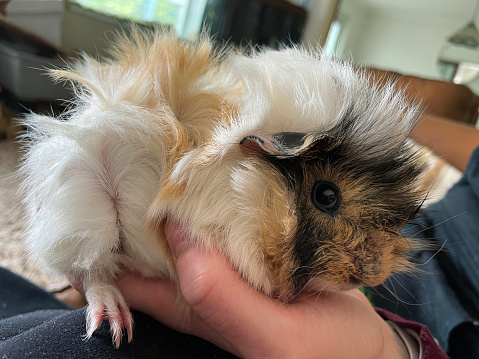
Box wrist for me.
[386,321,422,359]
[380,319,411,359]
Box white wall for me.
[336,1,479,82]
[334,0,369,61]
[351,15,447,78]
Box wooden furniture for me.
[366,68,479,125]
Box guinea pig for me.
[19,28,426,347]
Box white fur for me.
[153,48,419,295]
[20,34,419,343]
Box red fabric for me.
[375,308,449,359]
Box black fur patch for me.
[265,112,425,293]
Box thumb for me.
[164,220,288,357]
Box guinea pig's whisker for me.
[374,280,413,307]
[408,212,465,239]
[376,276,431,308]
[369,282,410,307]
[403,271,429,294]
[296,281,330,304]
[416,239,447,267]
[311,288,329,304]
[395,280,433,315]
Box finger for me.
[117,274,179,322]
[166,220,381,357]
[164,219,193,259]
[117,272,239,354]
[164,219,291,356]
[165,220,285,325]
[174,247,290,357]
[345,289,375,307]
[164,220,390,358]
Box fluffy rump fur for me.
[19,28,426,345]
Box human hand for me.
[117,220,408,359]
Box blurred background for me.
[2,0,479,115]
[1,0,479,290]
[2,1,479,100]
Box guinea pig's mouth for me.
[298,277,362,298]
[305,277,348,293]
[271,277,353,303]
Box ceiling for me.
[352,0,479,21]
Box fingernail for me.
[164,219,192,259]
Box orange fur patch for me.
[256,163,299,301]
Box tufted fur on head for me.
[152,45,427,299]
[19,28,426,346]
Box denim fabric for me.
[367,146,479,358]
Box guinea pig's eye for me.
[311,181,340,214]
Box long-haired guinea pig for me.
[19,28,426,347]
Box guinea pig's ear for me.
[239,132,308,157]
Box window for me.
[324,16,343,56]
[70,0,206,37]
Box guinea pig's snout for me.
[344,231,408,288]
[290,231,406,295]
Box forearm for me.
[412,115,479,171]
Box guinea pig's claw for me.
[112,303,134,346]
[85,285,134,348]
[85,306,103,339]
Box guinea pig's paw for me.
[84,284,133,348]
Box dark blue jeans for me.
[367,146,479,359]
